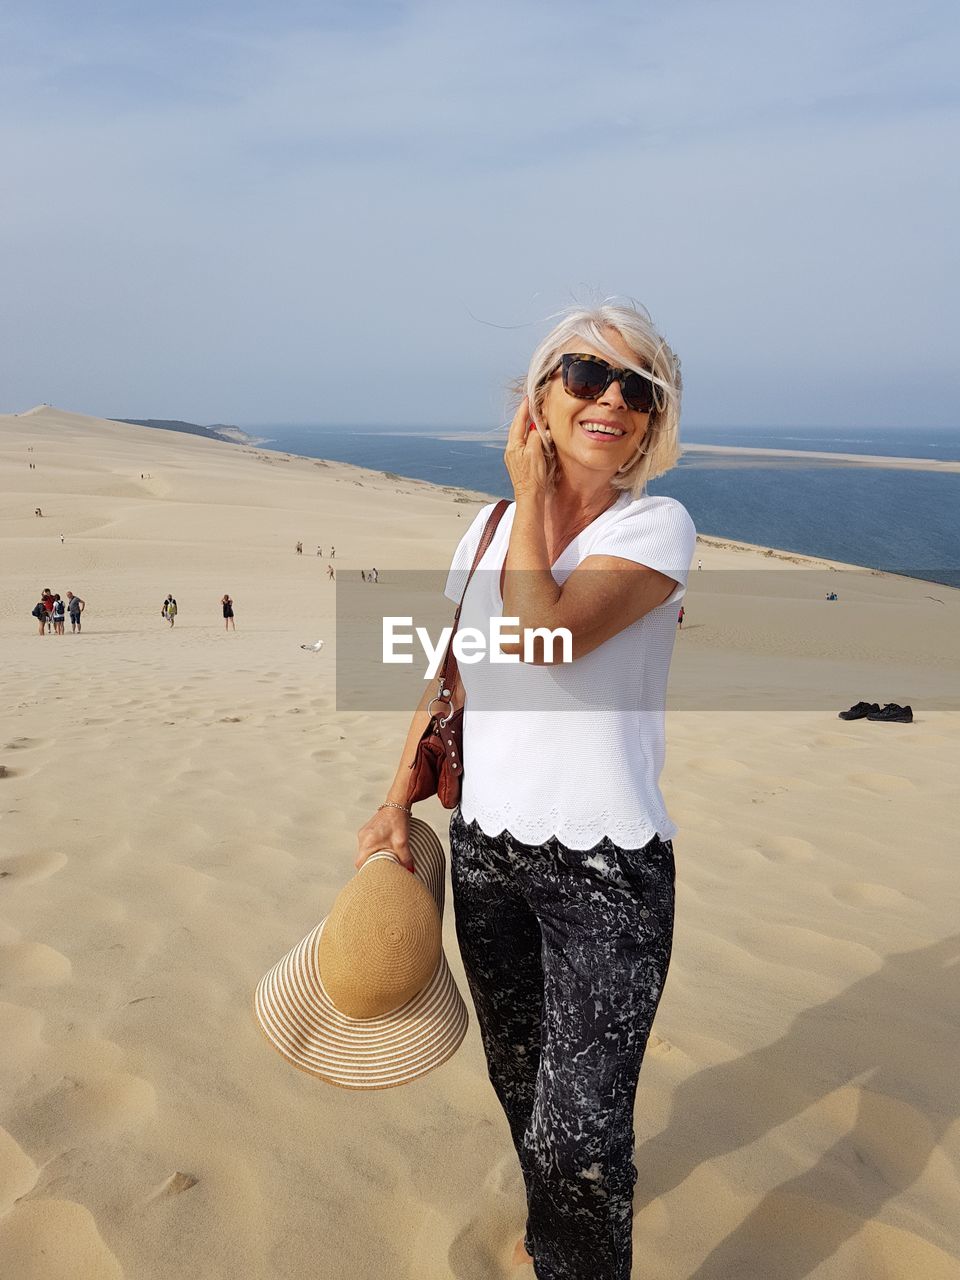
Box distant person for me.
[296,541,303,555]
[162,594,178,627]
[222,593,236,630]
[370,566,379,584]
[52,594,66,634]
[677,604,685,628]
[66,591,85,632]
[330,545,335,558]
[59,532,65,545]
[326,564,335,581]
[31,599,48,635]
[361,570,367,582]
[316,545,322,556]
[697,558,702,570]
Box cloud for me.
[0,0,957,424]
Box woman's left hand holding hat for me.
[356,804,414,873]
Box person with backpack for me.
[31,599,48,635]
[52,594,66,635]
[162,594,178,627]
[41,588,55,633]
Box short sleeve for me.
[586,496,697,608]
[443,502,499,603]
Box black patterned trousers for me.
[448,805,676,1280]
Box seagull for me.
[300,639,325,652]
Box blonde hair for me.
[520,300,682,498]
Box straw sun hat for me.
[254,817,468,1090]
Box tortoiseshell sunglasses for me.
[545,353,656,414]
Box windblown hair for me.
[519,300,683,498]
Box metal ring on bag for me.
[428,697,452,724]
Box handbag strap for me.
[434,499,510,705]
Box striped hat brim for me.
[253,817,469,1091]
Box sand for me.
[2,405,959,1279]
[678,443,960,472]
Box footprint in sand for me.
[5,1072,156,1163]
[809,732,867,749]
[0,1124,38,1216]
[845,771,916,794]
[753,835,818,863]
[0,942,71,986]
[446,1153,526,1279]
[686,757,751,779]
[0,852,68,884]
[143,1170,200,1204]
[0,1002,45,1088]
[817,1085,939,1189]
[0,1198,124,1280]
[740,1189,958,1280]
[831,881,915,908]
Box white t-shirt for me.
[443,490,697,850]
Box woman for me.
[356,301,696,1279]
[222,593,236,630]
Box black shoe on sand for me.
[865,704,913,723]
[839,701,881,720]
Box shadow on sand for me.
[636,933,960,1277]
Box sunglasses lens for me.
[623,372,655,413]
[564,359,608,400]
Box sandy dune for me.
[1,406,959,1278]
[680,442,960,471]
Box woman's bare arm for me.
[355,670,464,871]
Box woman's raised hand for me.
[355,806,415,873]
[504,395,548,501]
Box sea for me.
[245,422,960,589]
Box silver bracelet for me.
[378,801,412,815]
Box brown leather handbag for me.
[406,500,510,808]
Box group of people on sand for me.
[295,540,339,581]
[27,592,238,634]
[31,587,84,635]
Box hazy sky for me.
[1,0,957,428]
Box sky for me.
[0,0,957,429]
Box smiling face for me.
[538,327,651,482]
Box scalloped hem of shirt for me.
[455,805,676,852]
